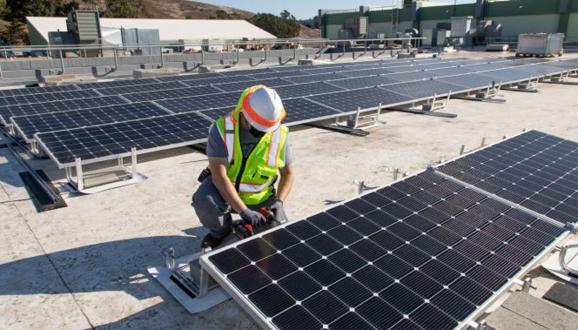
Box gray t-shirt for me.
[206,124,293,166]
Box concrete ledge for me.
[486,307,550,330]
[133,68,182,78]
[501,292,578,330]
[42,74,98,85]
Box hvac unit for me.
[66,10,102,57]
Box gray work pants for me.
[192,177,275,238]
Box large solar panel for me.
[76,77,160,89]
[12,102,169,141]
[213,78,294,92]
[0,96,128,125]
[0,84,80,97]
[438,130,578,225]
[382,80,464,99]
[155,72,224,82]
[35,112,212,167]
[387,70,435,82]
[283,73,348,84]
[437,74,493,90]
[201,167,568,330]
[479,68,538,84]
[156,91,240,113]
[122,85,222,102]
[274,82,344,99]
[283,98,343,124]
[0,89,100,106]
[96,81,187,96]
[516,63,568,76]
[326,76,398,90]
[179,75,251,87]
[307,87,413,112]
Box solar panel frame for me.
[435,130,578,227]
[34,111,213,168]
[11,102,170,142]
[0,89,101,106]
[0,96,129,126]
[200,166,571,330]
[0,84,80,97]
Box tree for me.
[250,12,300,38]
[5,0,53,21]
[54,0,79,16]
[1,20,28,45]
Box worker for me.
[192,85,295,248]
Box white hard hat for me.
[241,86,286,132]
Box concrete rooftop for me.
[1,51,578,329]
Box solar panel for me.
[327,76,398,90]
[388,71,435,82]
[283,73,348,84]
[338,69,378,78]
[122,85,222,102]
[179,75,252,87]
[479,69,537,84]
[437,74,493,90]
[283,98,343,124]
[438,130,578,225]
[12,102,169,141]
[0,89,100,106]
[35,112,212,167]
[201,169,567,330]
[0,96,128,125]
[274,82,344,99]
[76,77,160,89]
[307,87,413,112]
[516,63,568,76]
[155,72,224,82]
[213,78,294,92]
[199,107,233,121]
[250,70,307,80]
[156,91,240,113]
[96,81,187,96]
[381,80,464,99]
[547,60,578,70]
[0,84,80,97]
[428,67,476,77]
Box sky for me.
[198,0,476,19]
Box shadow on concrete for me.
[0,148,25,190]
[0,235,200,299]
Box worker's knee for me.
[192,178,228,217]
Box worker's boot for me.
[201,232,230,249]
[201,213,232,249]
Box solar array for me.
[201,130,575,330]
[0,56,576,168]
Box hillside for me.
[77,0,320,38]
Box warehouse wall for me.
[566,13,578,41]
[321,0,578,41]
[490,15,560,40]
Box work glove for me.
[270,199,289,224]
[240,208,267,227]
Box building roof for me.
[26,16,276,43]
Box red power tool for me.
[234,207,276,239]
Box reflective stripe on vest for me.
[267,128,282,167]
[224,116,235,164]
[238,181,272,193]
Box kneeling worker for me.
[192,85,295,248]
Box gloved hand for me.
[240,208,267,227]
[270,199,288,223]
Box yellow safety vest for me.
[215,111,288,205]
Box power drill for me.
[234,207,276,239]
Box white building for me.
[26,16,276,46]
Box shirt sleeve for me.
[206,124,227,159]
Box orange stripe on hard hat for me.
[241,88,286,128]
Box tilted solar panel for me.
[381,80,465,99]
[96,81,187,96]
[35,112,212,167]
[438,130,578,225]
[0,96,128,125]
[11,102,169,141]
[306,87,412,112]
[201,163,568,330]
[122,85,222,102]
[0,84,80,97]
[0,89,100,106]
[274,82,344,99]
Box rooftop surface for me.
[1,51,577,329]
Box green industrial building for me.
[319,0,578,43]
